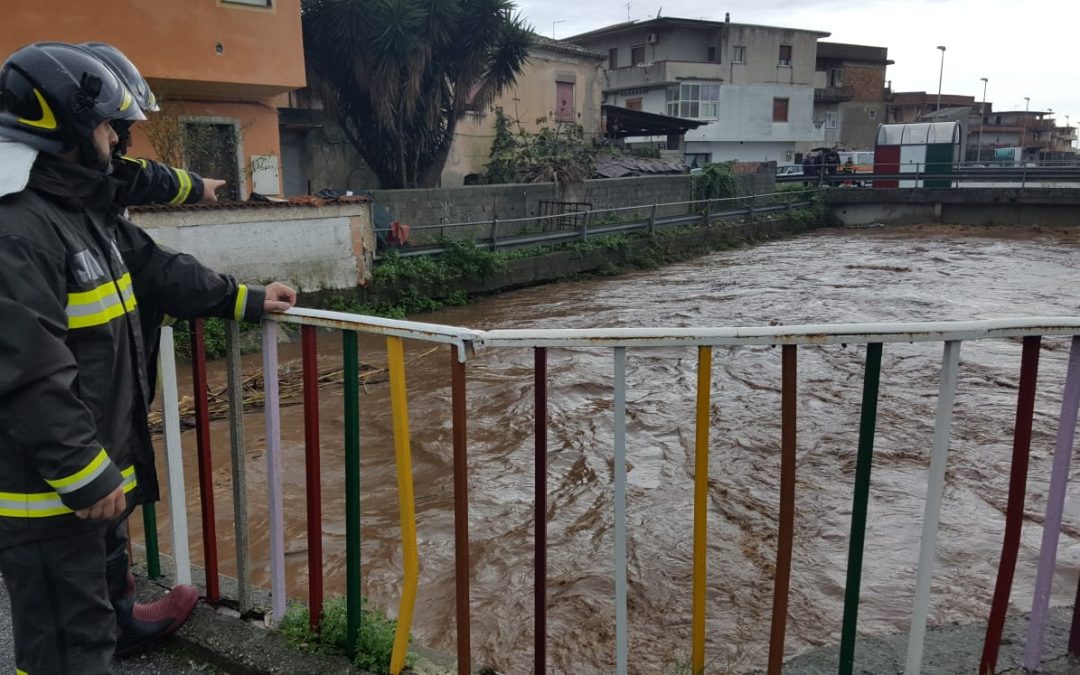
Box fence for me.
[138,312,1080,675]
[381,188,820,258]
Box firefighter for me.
[0,42,296,673]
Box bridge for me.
[826,187,1080,227]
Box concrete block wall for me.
[130,203,374,292]
[369,173,774,228]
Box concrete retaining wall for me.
[129,203,375,293]
[827,187,1080,227]
[368,172,776,227]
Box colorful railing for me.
[141,312,1080,674]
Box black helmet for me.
[80,42,158,113]
[0,42,145,154]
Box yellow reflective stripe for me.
[122,466,137,494]
[169,168,192,205]
[17,668,28,675]
[67,273,137,330]
[119,90,133,112]
[45,448,110,492]
[0,466,137,519]
[67,272,132,306]
[18,88,57,130]
[233,284,249,322]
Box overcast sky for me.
[520,0,1078,128]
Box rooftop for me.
[816,42,893,66]
[530,34,606,60]
[566,16,830,43]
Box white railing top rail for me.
[269,311,1080,350]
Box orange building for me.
[0,0,305,197]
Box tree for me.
[301,0,533,189]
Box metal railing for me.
[376,188,821,259]
[141,312,1080,674]
[780,161,1080,188]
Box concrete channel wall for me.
[827,187,1080,227]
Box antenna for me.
[657,5,662,17]
[624,1,631,22]
[552,19,566,39]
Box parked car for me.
[776,164,804,177]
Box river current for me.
[134,223,1080,673]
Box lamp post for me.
[936,46,946,111]
[1020,96,1030,163]
[977,77,988,163]
[1047,107,1054,160]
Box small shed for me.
[874,122,961,188]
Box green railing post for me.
[141,503,161,580]
[839,342,883,673]
[344,330,362,657]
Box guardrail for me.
[138,311,1080,674]
[376,188,822,259]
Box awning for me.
[603,105,707,138]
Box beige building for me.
[441,36,605,186]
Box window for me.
[772,97,789,122]
[555,81,575,122]
[828,68,843,87]
[868,109,877,120]
[665,83,720,119]
[222,0,272,6]
[733,46,746,64]
[778,44,792,67]
[707,46,717,62]
[625,97,643,111]
[631,45,646,65]
[685,152,711,168]
[825,110,838,129]
[608,48,619,69]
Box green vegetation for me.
[691,161,740,202]
[483,107,602,185]
[279,597,410,674]
[172,318,262,361]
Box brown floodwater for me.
[131,223,1080,674]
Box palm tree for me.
[302,0,533,188]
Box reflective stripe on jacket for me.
[0,153,265,547]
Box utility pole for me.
[977,78,988,163]
[1020,96,1030,163]
[935,46,946,111]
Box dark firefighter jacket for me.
[0,153,265,547]
[114,156,205,207]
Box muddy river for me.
[132,223,1080,673]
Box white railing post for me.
[262,321,287,625]
[158,326,192,586]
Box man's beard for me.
[77,137,114,174]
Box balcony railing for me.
[814,85,855,103]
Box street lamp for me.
[977,77,988,163]
[936,46,946,111]
[1020,96,1030,162]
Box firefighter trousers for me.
[0,517,132,674]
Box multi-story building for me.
[968,110,1067,162]
[441,36,606,186]
[566,17,830,167]
[887,91,975,125]
[812,42,892,151]
[0,0,305,198]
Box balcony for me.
[814,86,855,103]
[605,60,723,91]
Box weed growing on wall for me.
[279,597,411,674]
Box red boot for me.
[113,572,199,657]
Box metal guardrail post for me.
[703,199,712,227]
[490,217,499,251]
[224,321,252,615]
[1022,164,1028,188]
[581,210,591,242]
[914,163,921,188]
[747,195,755,220]
[649,203,657,235]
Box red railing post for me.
[980,335,1041,674]
[192,318,220,602]
[452,346,472,675]
[535,347,548,675]
[301,326,323,632]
